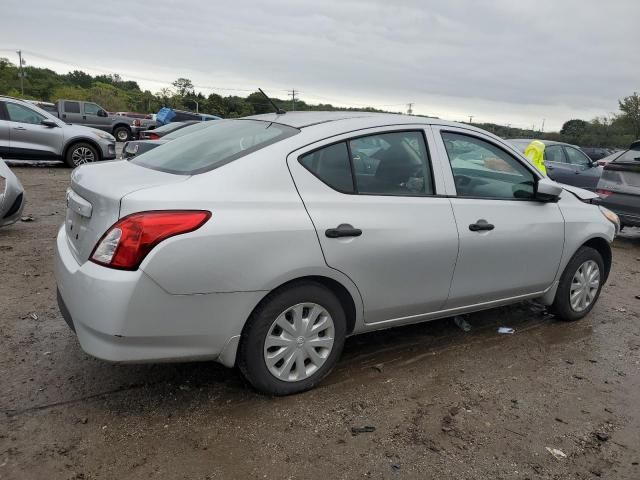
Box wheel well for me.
[249,276,358,335]
[63,139,103,161]
[583,237,612,281]
[112,123,131,132]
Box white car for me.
[55,112,619,395]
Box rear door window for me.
[131,120,299,175]
[64,101,80,114]
[545,145,566,163]
[300,142,354,193]
[350,131,433,195]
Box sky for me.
[1,0,638,131]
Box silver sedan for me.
[55,112,619,395]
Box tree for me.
[619,92,640,138]
[172,78,194,97]
[560,119,588,137]
[65,70,93,88]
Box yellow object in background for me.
[524,140,547,175]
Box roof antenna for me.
[258,88,286,114]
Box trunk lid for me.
[65,160,187,263]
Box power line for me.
[288,89,298,111]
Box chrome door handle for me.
[13,126,27,131]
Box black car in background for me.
[596,141,640,228]
[121,120,219,159]
[581,146,618,161]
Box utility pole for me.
[468,115,474,123]
[288,89,298,111]
[407,103,414,115]
[541,118,545,133]
[16,50,24,96]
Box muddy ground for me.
[1,164,639,480]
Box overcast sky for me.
[1,0,638,130]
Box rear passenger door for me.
[288,127,460,325]
[544,144,575,184]
[433,127,564,308]
[60,101,83,124]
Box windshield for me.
[131,119,299,175]
[162,121,218,140]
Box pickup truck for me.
[53,100,138,141]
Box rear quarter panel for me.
[123,142,360,301]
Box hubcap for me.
[263,303,335,382]
[71,146,95,165]
[570,260,600,312]
[116,130,128,141]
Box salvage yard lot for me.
[1,165,639,479]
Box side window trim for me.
[440,129,540,202]
[297,128,437,197]
[0,101,7,121]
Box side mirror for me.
[536,177,563,202]
[98,110,108,117]
[41,119,58,128]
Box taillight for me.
[132,119,141,127]
[144,132,160,140]
[596,189,612,198]
[90,210,211,270]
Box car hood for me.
[559,183,599,201]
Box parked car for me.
[596,150,626,166]
[132,109,222,138]
[0,96,116,167]
[55,112,618,396]
[581,147,617,161]
[508,139,602,191]
[0,158,25,227]
[596,141,640,228]
[25,100,58,115]
[121,121,219,159]
[53,100,138,142]
[138,121,200,140]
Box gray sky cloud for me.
[1,0,638,130]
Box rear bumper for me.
[54,226,264,365]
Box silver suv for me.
[0,97,116,167]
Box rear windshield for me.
[131,119,299,174]
[613,149,640,163]
[152,122,188,134]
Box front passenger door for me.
[436,128,564,308]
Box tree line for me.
[1,58,638,148]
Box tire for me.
[113,126,131,142]
[550,246,605,321]
[65,142,99,168]
[238,281,346,396]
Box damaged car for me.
[55,112,619,395]
[0,159,25,227]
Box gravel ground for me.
[1,164,639,480]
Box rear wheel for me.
[65,142,99,168]
[113,126,131,142]
[550,246,604,321]
[238,281,346,395]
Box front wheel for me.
[238,282,346,395]
[550,246,605,321]
[65,142,99,168]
